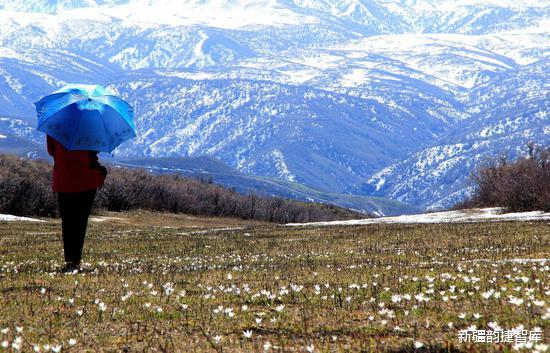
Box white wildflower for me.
[12,337,22,350]
[508,296,524,306]
[98,302,107,311]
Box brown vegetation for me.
[460,143,549,211]
[0,154,360,223]
[1,213,548,352]
[0,155,57,217]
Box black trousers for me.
[57,189,97,265]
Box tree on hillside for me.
[464,143,549,211]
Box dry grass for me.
[0,212,549,352]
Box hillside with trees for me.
[457,143,549,212]
[0,154,362,223]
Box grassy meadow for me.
[0,210,549,352]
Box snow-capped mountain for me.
[1,0,547,34]
[0,0,548,212]
[361,60,549,208]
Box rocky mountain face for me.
[0,0,548,212]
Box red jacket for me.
[47,135,106,193]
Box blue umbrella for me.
[35,84,136,153]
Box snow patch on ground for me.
[90,216,126,222]
[176,227,245,236]
[286,208,550,227]
[461,258,549,264]
[0,214,45,222]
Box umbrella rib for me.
[96,95,135,128]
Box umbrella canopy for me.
[35,84,136,153]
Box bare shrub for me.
[0,155,57,216]
[465,143,549,212]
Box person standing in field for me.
[36,84,135,272]
[47,134,107,273]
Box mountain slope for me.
[361,60,549,209]
[109,75,444,192]
[0,0,548,212]
[108,156,421,215]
